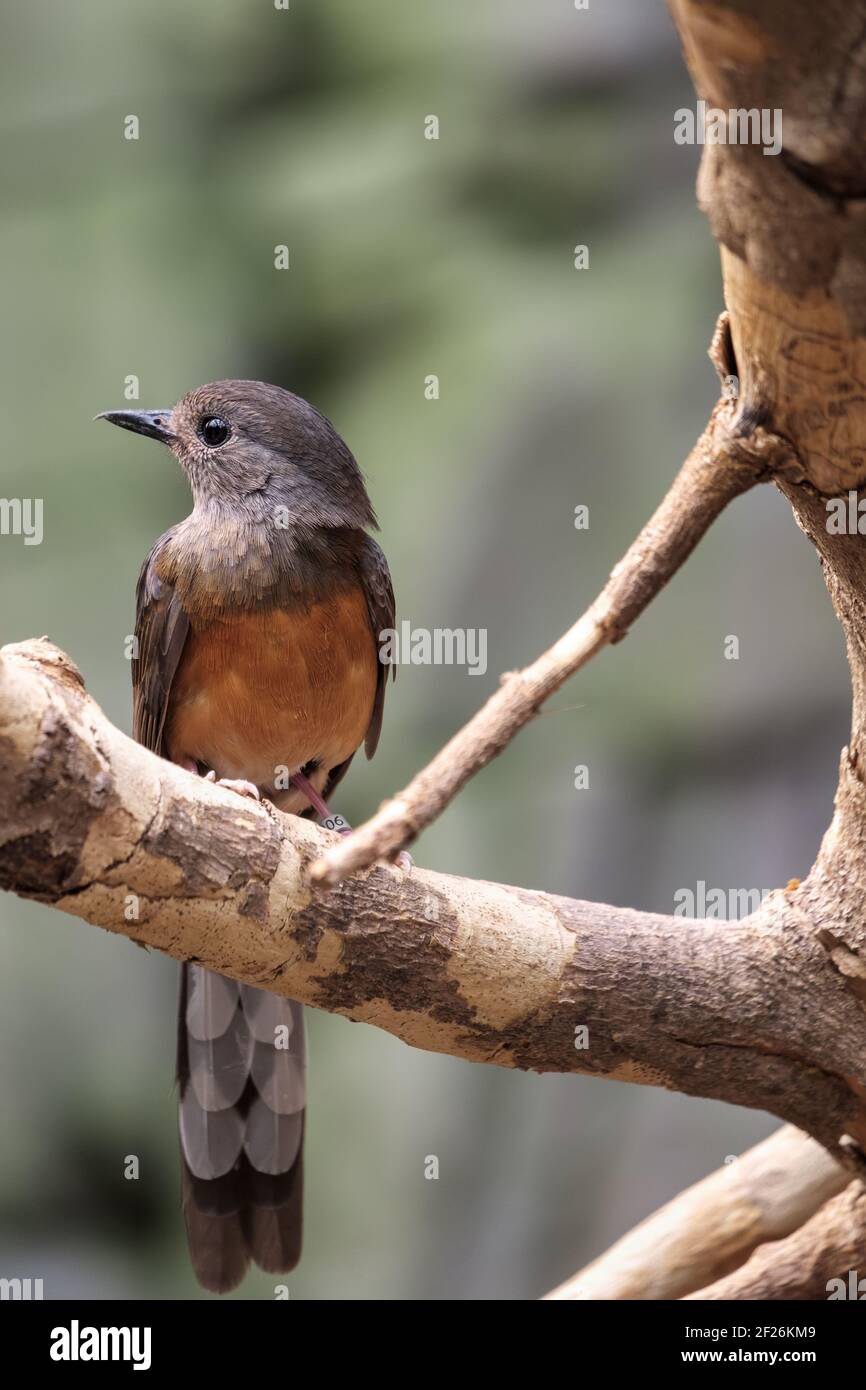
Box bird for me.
[98,379,395,1293]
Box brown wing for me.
[132,528,190,756]
[321,535,394,806]
[359,534,396,759]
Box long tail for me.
[177,964,305,1294]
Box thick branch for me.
[310,328,797,888]
[545,1125,848,1301]
[661,1,866,1167]
[2,639,866,1165]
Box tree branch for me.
[544,1125,848,1301]
[309,322,797,887]
[2,638,866,1171]
[684,1182,866,1301]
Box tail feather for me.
[243,1099,304,1174]
[178,963,305,1293]
[181,1166,250,1295]
[243,1149,304,1273]
[186,970,241,1040]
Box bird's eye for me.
[199,416,230,447]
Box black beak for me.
[96,409,175,443]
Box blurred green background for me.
[0,0,851,1300]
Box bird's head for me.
[97,379,376,531]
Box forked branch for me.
[310,317,796,887]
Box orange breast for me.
[165,585,377,794]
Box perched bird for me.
[99,380,395,1293]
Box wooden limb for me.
[685,1182,866,1301]
[2,639,866,1168]
[544,1125,848,1301]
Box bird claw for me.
[204,771,261,801]
[392,850,413,875]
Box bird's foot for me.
[392,849,413,874]
[204,771,261,801]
